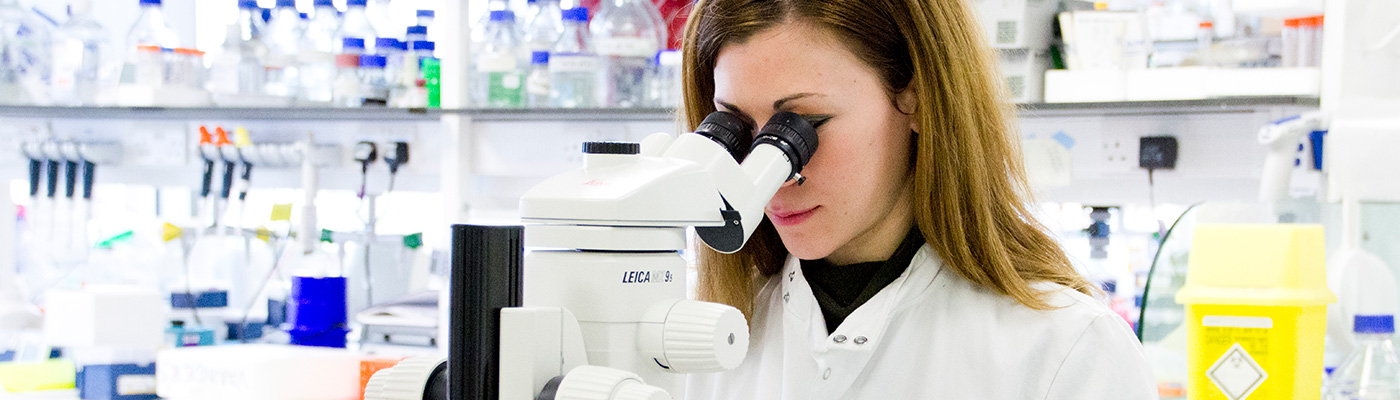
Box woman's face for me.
[713,22,916,265]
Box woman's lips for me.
[769,206,819,226]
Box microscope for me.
[365,110,817,400]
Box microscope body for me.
[366,112,816,400]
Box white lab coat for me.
[686,245,1158,400]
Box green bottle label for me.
[488,71,523,107]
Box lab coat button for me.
[833,335,847,344]
[854,336,868,345]
[822,368,832,380]
[783,293,790,303]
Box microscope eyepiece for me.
[754,111,819,176]
[695,111,753,161]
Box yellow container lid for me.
[1176,224,1336,307]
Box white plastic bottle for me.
[652,50,680,108]
[263,0,303,99]
[121,0,178,86]
[523,0,564,55]
[299,0,342,104]
[1326,315,1400,399]
[474,11,524,108]
[338,0,379,53]
[592,0,664,107]
[51,0,107,106]
[550,8,599,108]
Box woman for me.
[679,0,1158,398]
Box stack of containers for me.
[973,0,1057,103]
[1282,16,1324,68]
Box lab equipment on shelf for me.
[50,0,107,106]
[592,0,666,108]
[338,0,379,53]
[263,0,303,100]
[300,0,342,104]
[0,0,53,105]
[123,0,179,82]
[359,54,390,107]
[526,51,551,108]
[549,7,599,109]
[524,0,564,55]
[473,11,525,108]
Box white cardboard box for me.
[42,286,165,349]
[156,344,362,400]
[973,0,1059,50]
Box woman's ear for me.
[896,87,918,131]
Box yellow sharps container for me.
[1175,224,1336,400]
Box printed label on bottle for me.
[117,375,158,395]
[50,40,83,92]
[527,71,551,96]
[549,54,600,73]
[478,53,519,72]
[488,71,524,107]
[595,38,659,58]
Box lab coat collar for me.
[777,245,945,398]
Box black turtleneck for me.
[800,228,924,335]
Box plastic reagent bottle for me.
[474,11,524,108]
[122,0,179,85]
[359,54,389,106]
[51,0,107,105]
[526,51,550,108]
[549,7,598,108]
[263,0,304,99]
[338,0,379,53]
[1327,315,1400,400]
[591,0,664,107]
[524,0,564,54]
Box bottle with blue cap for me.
[337,0,379,53]
[406,25,429,43]
[591,0,665,107]
[121,0,179,85]
[359,54,389,106]
[523,0,563,55]
[416,10,435,27]
[262,0,303,99]
[299,0,342,103]
[473,10,524,108]
[549,7,598,108]
[208,1,265,96]
[526,51,551,108]
[1327,315,1400,399]
[471,0,518,56]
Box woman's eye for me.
[803,115,833,129]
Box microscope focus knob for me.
[552,365,672,400]
[659,300,749,373]
[363,356,446,400]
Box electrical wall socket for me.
[1099,131,1140,174]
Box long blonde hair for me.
[681,0,1094,316]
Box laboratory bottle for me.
[338,0,379,53]
[416,10,435,27]
[342,37,366,55]
[526,51,550,108]
[299,0,341,104]
[1326,315,1400,400]
[652,50,680,108]
[332,53,361,107]
[549,7,599,108]
[1196,20,1213,67]
[359,54,389,106]
[1282,18,1300,68]
[51,0,107,106]
[375,38,403,102]
[411,40,435,67]
[523,0,564,55]
[365,0,396,42]
[235,0,264,43]
[591,0,665,108]
[263,0,303,99]
[474,11,524,108]
[120,0,178,87]
[0,0,51,105]
[472,0,516,52]
[406,25,428,43]
[208,24,252,95]
[303,0,341,55]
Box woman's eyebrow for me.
[773,93,822,110]
[716,101,756,126]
